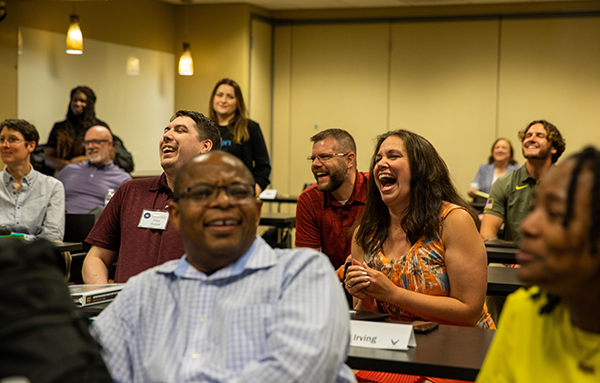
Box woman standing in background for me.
[209,78,271,195]
[45,86,109,172]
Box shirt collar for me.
[3,165,36,186]
[325,170,367,207]
[149,173,172,194]
[86,160,114,170]
[157,236,277,281]
[517,164,537,185]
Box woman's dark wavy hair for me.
[531,146,600,314]
[355,130,479,254]
[487,138,517,165]
[58,86,101,158]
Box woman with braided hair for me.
[45,86,110,172]
[477,146,600,382]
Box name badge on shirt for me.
[138,210,169,230]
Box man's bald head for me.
[169,151,261,274]
[84,125,113,165]
[174,151,254,198]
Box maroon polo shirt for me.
[86,173,185,283]
[295,171,368,269]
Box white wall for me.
[18,27,175,177]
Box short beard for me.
[87,153,108,165]
[523,146,551,161]
[316,166,347,193]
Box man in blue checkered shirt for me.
[92,151,356,383]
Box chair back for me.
[64,213,96,252]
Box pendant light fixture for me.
[66,14,83,55]
[178,42,194,76]
[178,1,193,76]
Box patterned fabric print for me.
[368,210,451,322]
[368,203,494,329]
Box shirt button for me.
[199,315,205,322]
[191,353,200,359]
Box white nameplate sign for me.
[259,189,278,200]
[350,320,416,350]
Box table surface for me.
[485,240,518,264]
[259,212,296,227]
[347,323,495,381]
[53,241,83,252]
[487,266,523,296]
[264,195,298,203]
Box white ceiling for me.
[158,0,581,11]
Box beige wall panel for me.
[288,23,390,195]
[271,25,293,213]
[174,5,251,114]
[249,18,273,164]
[498,16,600,162]
[389,20,500,196]
[250,18,274,215]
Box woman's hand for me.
[467,186,478,198]
[345,259,397,302]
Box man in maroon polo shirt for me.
[81,110,221,284]
[296,129,368,270]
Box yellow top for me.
[477,286,600,382]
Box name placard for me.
[259,189,278,200]
[350,320,416,350]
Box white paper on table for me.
[259,189,277,200]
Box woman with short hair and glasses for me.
[0,119,64,241]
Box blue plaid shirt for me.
[92,236,356,383]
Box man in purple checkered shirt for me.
[92,151,356,383]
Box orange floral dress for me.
[355,204,495,383]
[366,203,495,329]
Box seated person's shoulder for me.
[298,183,321,200]
[488,170,518,198]
[120,176,156,190]
[37,171,64,188]
[274,247,333,275]
[502,286,548,320]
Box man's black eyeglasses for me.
[174,182,256,204]
[82,139,110,147]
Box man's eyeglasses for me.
[0,137,24,145]
[306,153,349,163]
[82,139,109,147]
[174,182,256,204]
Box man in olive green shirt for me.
[480,120,565,242]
